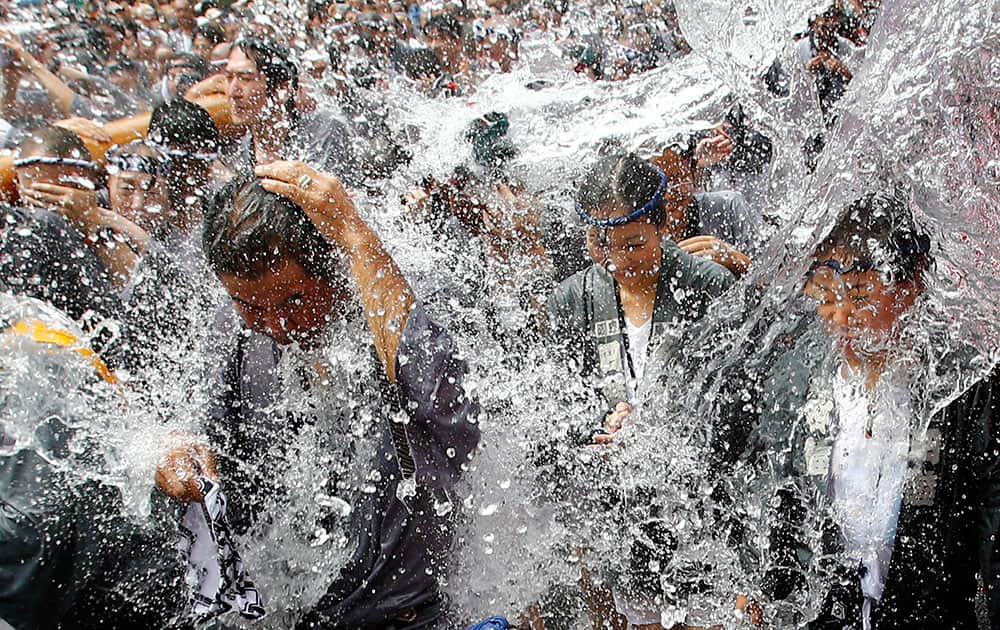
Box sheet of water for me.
[1,0,998,627]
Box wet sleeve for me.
[68,93,99,120]
[394,302,481,487]
[965,367,1000,622]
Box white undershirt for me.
[625,319,652,403]
[831,366,912,630]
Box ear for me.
[585,229,605,265]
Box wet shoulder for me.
[547,263,602,332]
[660,239,736,297]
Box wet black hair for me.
[193,22,226,47]
[203,173,343,282]
[576,152,667,227]
[814,191,932,283]
[18,126,92,162]
[424,14,462,40]
[148,99,220,207]
[149,99,219,156]
[232,35,300,124]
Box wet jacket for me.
[547,239,735,416]
[223,109,360,186]
[206,303,480,629]
[749,322,1000,629]
[0,302,183,630]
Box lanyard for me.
[612,277,657,384]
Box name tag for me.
[804,437,831,477]
[598,341,623,373]
[594,320,618,338]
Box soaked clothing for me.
[544,242,733,625]
[691,190,766,259]
[749,323,1000,629]
[223,108,360,186]
[548,239,735,421]
[0,449,185,630]
[206,302,480,629]
[0,300,185,629]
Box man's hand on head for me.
[255,160,359,248]
[679,235,751,276]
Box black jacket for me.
[750,323,1000,629]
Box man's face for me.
[226,47,272,125]
[804,247,919,356]
[220,256,342,347]
[586,218,663,285]
[109,170,169,233]
[192,34,214,59]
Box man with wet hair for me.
[748,191,1000,629]
[147,97,220,233]
[0,126,125,362]
[223,35,358,184]
[158,160,480,628]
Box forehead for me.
[226,47,259,74]
[588,220,657,241]
[112,169,157,185]
[222,257,323,305]
[15,162,93,184]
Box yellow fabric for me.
[7,320,118,384]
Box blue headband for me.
[575,166,668,228]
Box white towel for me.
[177,477,266,621]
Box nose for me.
[260,311,292,340]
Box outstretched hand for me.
[593,402,631,445]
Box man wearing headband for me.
[544,151,734,628]
[747,192,1000,629]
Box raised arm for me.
[1,31,77,117]
[255,160,414,382]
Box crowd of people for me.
[0,0,998,629]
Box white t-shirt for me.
[625,318,652,403]
[831,366,912,630]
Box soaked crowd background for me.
[0,0,998,629]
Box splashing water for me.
[1,0,998,628]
